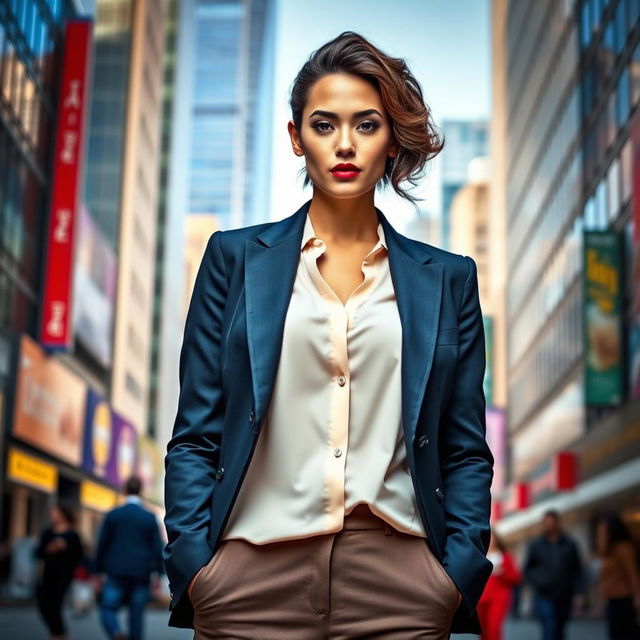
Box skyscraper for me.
[189,0,276,230]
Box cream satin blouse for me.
[220,212,426,542]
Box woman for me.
[164,31,493,640]
[596,515,640,640]
[34,503,84,640]
[476,529,522,640]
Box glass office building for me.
[190,0,275,229]
[495,0,640,565]
[0,0,74,336]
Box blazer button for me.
[216,467,225,480]
[435,487,444,500]
[249,410,254,424]
[417,435,429,448]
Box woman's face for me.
[288,72,398,200]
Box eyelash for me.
[311,120,379,134]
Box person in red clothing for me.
[477,529,522,640]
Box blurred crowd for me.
[480,510,640,640]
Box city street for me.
[0,605,608,639]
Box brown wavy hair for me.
[289,31,444,205]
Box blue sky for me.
[269,0,491,227]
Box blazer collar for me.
[256,198,433,265]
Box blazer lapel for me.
[376,208,443,446]
[244,200,443,445]
[244,200,310,423]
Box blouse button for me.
[334,448,342,458]
[338,375,346,386]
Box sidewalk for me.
[0,606,608,639]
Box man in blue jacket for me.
[94,476,164,640]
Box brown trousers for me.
[190,504,460,639]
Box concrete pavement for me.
[0,606,608,639]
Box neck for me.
[308,189,379,245]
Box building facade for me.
[492,0,640,612]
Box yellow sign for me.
[7,448,57,493]
[80,480,117,512]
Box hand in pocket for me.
[188,565,207,600]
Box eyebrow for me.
[308,109,383,119]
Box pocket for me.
[189,541,228,604]
[420,540,460,607]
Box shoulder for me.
[215,220,273,255]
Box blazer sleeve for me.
[438,255,494,614]
[163,230,228,608]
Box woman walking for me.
[164,30,494,640]
[35,504,84,640]
[476,529,522,640]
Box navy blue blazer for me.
[94,501,164,580]
[163,199,494,633]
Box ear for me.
[287,120,304,157]
[388,139,399,159]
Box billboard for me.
[40,20,92,349]
[73,205,116,367]
[13,335,87,465]
[82,387,137,489]
[629,113,640,398]
[583,230,623,406]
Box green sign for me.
[583,231,623,406]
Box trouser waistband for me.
[342,503,395,532]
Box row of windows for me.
[507,28,578,224]
[580,0,640,51]
[507,0,557,110]
[0,22,54,168]
[510,214,584,370]
[0,125,43,334]
[509,283,583,431]
[582,43,640,181]
[510,127,634,369]
[507,88,582,268]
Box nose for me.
[335,125,355,156]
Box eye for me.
[358,120,379,132]
[311,121,333,133]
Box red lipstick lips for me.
[330,163,361,180]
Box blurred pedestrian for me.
[476,529,522,640]
[595,514,640,640]
[34,503,84,640]
[524,509,585,640]
[93,476,164,640]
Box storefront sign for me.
[577,397,640,480]
[584,230,623,406]
[40,20,93,349]
[80,480,117,512]
[13,335,87,465]
[528,452,577,503]
[7,448,57,493]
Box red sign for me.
[528,452,577,503]
[501,483,530,515]
[40,20,93,349]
